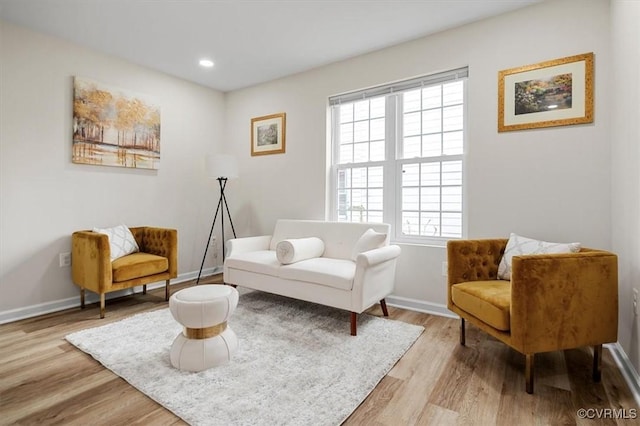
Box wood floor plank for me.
[416,403,458,426]
[0,347,84,388]
[455,340,508,425]
[532,384,575,426]
[427,342,479,412]
[535,349,572,391]
[1,275,638,425]
[2,369,116,424]
[495,348,537,425]
[342,375,404,425]
[375,316,456,424]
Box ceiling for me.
[0,0,543,92]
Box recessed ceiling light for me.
[199,59,214,68]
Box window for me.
[330,68,467,244]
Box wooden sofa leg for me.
[165,280,170,301]
[100,293,106,319]
[350,312,357,336]
[142,284,147,295]
[526,353,535,394]
[380,299,389,317]
[460,318,466,346]
[80,288,85,309]
[593,344,602,382]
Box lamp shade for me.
[206,154,238,179]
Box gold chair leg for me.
[142,284,147,295]
[593,344,602,382]
[165,279,170,301]
[460,318,466,346]
[80,288,85,309]
[100,293,106,319]
[525,353,535,394]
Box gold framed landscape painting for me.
[73,77,161,169]
[498,52,594,132]
[251,113,286,156]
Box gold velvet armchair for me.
[72,226,178,318]
[447,238,618,393]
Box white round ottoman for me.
[169,285,239,372]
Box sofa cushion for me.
[451,280,511,331]
[276,237,325,264]
[278,258,356,291]
[225,250,280,277]
[93,224,139,261]
[351,228,387,261]
[112,252,168,282]
[498,233,581,280]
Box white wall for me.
[0,22,226,315]
[224,0,612,307]
[611,0,640,376]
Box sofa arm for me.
[226,235,272,257]
[510,249,618,353]
[141,227,178,278]
[71,231,112,293]
[351,245,401,312]
[355,245,401,268]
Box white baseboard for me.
[0,266,221,325]
[386,294,457,319]
[388,294,640,407]
[606,342,640,407]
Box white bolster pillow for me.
[276,237,325,264]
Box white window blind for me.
[329,67,468,105]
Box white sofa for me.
[223,219,402,335]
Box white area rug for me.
[66,290,424,426]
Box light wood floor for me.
[1,276,638,425]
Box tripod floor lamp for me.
[197,154,238,284]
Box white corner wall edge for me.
[387,294,640,407]
[0,266,222,325]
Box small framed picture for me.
[498,53,594,132]
[251,112,286,156]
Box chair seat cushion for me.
[112,252,169,282]
[278,257,356,290]
[225,250,281,277]
[451,280,511,331]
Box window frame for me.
[329,70,468,246]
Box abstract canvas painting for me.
[73,77,161,169]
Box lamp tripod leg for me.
[197,195,222,284]
[197,177,237,284]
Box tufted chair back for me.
[447,238,505,283]
[130,226,178,274]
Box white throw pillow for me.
[276,237,325,265]
[93,224,140,261]
[351,228,387,261]
[497,233,581,280]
